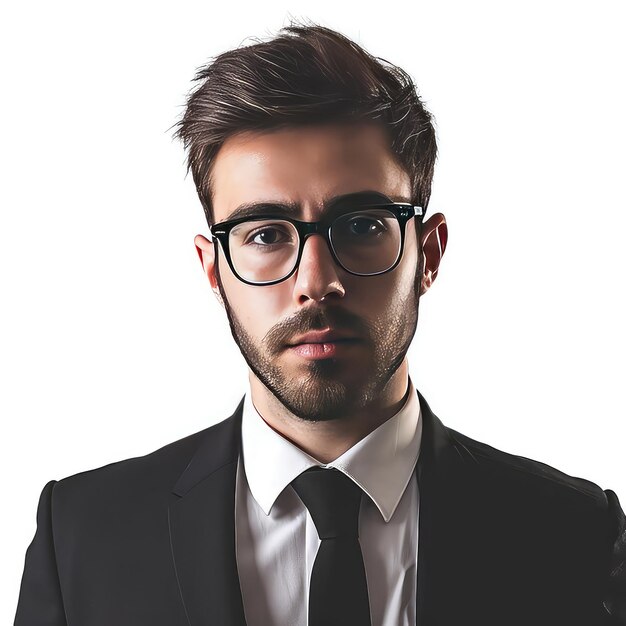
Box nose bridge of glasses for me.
[300,227,335,260]
[292,230,346,301]
[295,220,343,274]
[299,219,328,237]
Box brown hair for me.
[174,20,437,226]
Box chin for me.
[273,366,392,423]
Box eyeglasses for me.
[208,202,424,286]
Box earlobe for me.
[420,269,434,295]
[213,287,224,307]
[419,213,448,296]
[194,234,224,307]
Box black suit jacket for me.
[15,392,626,625]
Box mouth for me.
[287,329,359,346]
[286,337,362,360]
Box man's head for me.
[176,23,447,422]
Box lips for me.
[285,327,363,361]
[287,329,358,346]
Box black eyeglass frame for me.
[208,202,425,286]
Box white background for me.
[2,0,624,618]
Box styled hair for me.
[175,21,437,226]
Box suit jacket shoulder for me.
[53,423,210,505]
[447,425,609,506]
[52,399,242,508]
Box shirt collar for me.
[240,377,422,522]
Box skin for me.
[195,122,447,463]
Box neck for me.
[249,360,411,463]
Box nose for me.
[292,234,346,305]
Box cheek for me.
[220,268,289,335]
[351,230,419,307]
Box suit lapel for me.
[415,390,476,623]
[168,397,247,626]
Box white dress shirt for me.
[234,378,423,626]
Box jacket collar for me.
[171,396,244,498]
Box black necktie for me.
[291,466,372,626]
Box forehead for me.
[210,122,411,223]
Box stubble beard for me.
[214,260,421,423]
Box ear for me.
[194,234,224,307]
[419,213,448,296]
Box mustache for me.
[264,306,371,354]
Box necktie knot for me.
[291,467,363,540]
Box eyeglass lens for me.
[228,209,402,283]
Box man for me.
[14,21,625,626]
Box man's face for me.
[205,122,422,422]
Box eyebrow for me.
[225,200,300,222]
[223,190,408,223]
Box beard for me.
[214,254,422,423]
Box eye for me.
[246,225,292,246]
[346,215,388,236]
